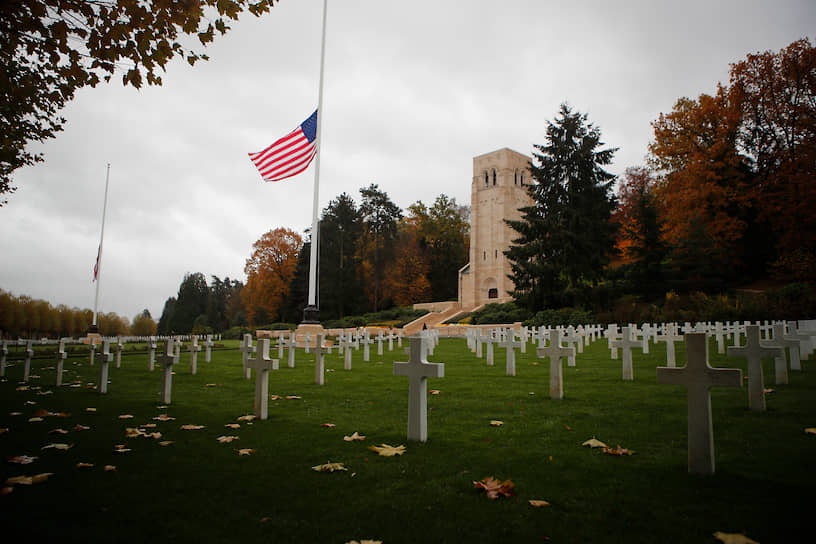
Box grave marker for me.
[0,340,8,377]
[727,325,782,411]
[114,337,124,368]
[610,326,641,381]
[239,334,255,380]
[536,330,575,399]
[21,340,35,382]
[498,332,521,376]
[158,339,179,404]
[314,334,329,385]
[393,336,444,442]
[246,339,278,420]
[657,333,742,475]
[288,332,296,368]
[98,339,114,394]
[147,337,157,371]
[761,323,795,384]
[55,338,68,387]
[203,334,214,362]
[189,336,201,375]
[656,324,683,367]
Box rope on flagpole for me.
[92,163,111,329]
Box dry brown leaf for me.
[269,395,283,400]
[321,423,336,428]
[153,414,175,421]
[368,444,406,457]
[344,540,382,544]
[31,472,53,484]
[805,428,816,435]
[147,432,162,440]
[489,420,504,426]
[181,424,205,430]
[529,499,551,507]
[49,428,69,435]
[42,443,72,451]
[582,437,608,449]
[76,462,94,468]
[217,435,240,443]
[225,423,241,429]
[285,395,302,400]
[7,455,37,465]
[602,445,635,456]
[712,532,760,544]
[158,441,174,447]
[104,465,116,472]
[237,448,256,456]
[1,486,13,495]
[125,428,147,438]
[0,428,9,434]
[86,408,97,412]
[237,415,256,422]
[429,389,440,395]
[473,477,516,500]
[343,432,366,442]
[73,424,90,431]
[28,417,44,422]
[140,423,157,428]
[205,383,217,387]
[312,462,348,472]
[118,414,134,419]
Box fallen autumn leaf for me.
[368,444,406,457]
[312,462,348,472]
[473,477,515,499]
[343,432,366,442]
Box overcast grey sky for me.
[1,0,814,323]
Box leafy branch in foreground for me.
[0,0,280,204]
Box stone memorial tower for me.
[458,148,533,310]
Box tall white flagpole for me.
[303,0,328,324]
[91,163,111,333]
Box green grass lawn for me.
[1,336,813,543]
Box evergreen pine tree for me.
[506,103,618,310]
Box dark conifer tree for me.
[506,103,618,310]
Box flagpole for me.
[302,0,328,324]
[90,163,111,334]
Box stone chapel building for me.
[457,148,533,310]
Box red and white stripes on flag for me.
[93,244,101,281]
[248,110,318,182]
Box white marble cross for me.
[783,321,808,371]
[388,328,395,351]
[712,322,727,354]
[98,339,114,394]
[314,334,329,385]
[605,324,620,359]
[761,323,794,384]
[361,331,374,362]
[114,337,124,368]
[159,339,179,404]
[55,338,68,387]
[727,325,782,411]
[561,327,580,366]
[657,333,742,475]
[393,336,444,442]
[656,324,683,367]
[203,334,214,362]
[239,334,255,380]
[519,326,528,354]
[536,330,575,399]
[0,340,8,377]
[304,332,312,354]
[610,326,641,381]
[23,340,34,382]
[498,332,522,376]
[246,338,278,419]
[189,337,201,375]
[277,332,286,358]
[377,330,384,356]
[288,332,296,368]
[147,336,157,371]
[483,330,498,366]
[341,335,355,370]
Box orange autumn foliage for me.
[242,227,303,326]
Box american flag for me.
[93,244,101,281]
[248,110,318,182]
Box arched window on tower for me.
[514,170,518,185]
[520,172,524,185]
[484,171,489,187]
[492,169,497,185]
